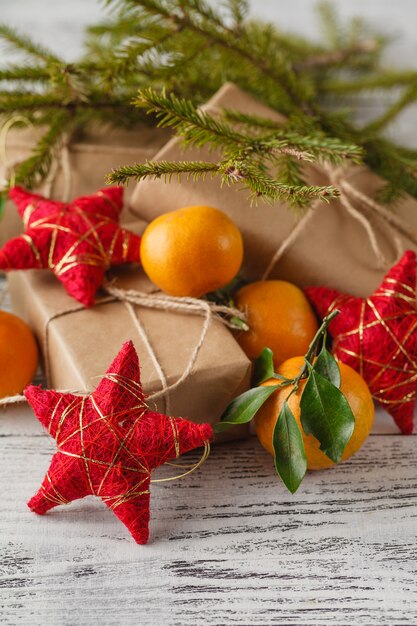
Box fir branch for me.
[1,0,416,204]
[225,0,249,28]
[85,23,180,84]
[108,159,219,184]
[114,86,363,205]
[363,137,417,200]
[310,1,384,72]
[0,92,143,115]
[136,87,248,146]
[223,109,285,132]
[87,9,139,41]
[276,154,306,189]
[265,133,363,164]
[295,39,380,71]
[120,0,310,113]
[223,113,364,163]
[0,93,74,112]
[136,87,362,165]
[364,84,417,134]
[316,0,344,49]
[13,111,71,189]
[223,164,339,206]
[0,24,61,64]
[0,65,51,82]
[319,70,417,94]
[107,156,339,206]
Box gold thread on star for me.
[21,199,137,276]
[48,368,210,508]
[323,286,417,409]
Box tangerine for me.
[140,205,243,297]
[255,356,374,470]
[0,311,38,398]
[235,280,318,366]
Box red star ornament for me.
[306,250,417,435]
[25,341,213,544]
[0,186,141,306]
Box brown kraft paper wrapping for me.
[0,123,169,246]
[130,82,417,297]
[7,256,251,442]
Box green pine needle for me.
[0,0,415,202]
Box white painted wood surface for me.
[1,2,417,624]
[1,395,416,625]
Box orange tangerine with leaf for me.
[255,356,375,470]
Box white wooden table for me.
[1,1,417,624]
[1,380,416,625]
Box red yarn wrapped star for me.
[0,186,141,306]
[25,341,213,544]
[306,250,417,435]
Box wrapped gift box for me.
[7,226,251,440]
[129,82,417,297]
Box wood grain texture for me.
[0,407,416,625]
[1,0,417,623]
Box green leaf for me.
[273,401,307,493]
[214,384,280,433]
[313,345,341,388]
[299,370,355,463]
[0,194,5,219]
[252,347,275,385]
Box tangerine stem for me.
[288,309,340,394]
[304,309,340,365]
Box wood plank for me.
[0,428,416,625]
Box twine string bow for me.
[0,283,245,420]
[103,281,246,414]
